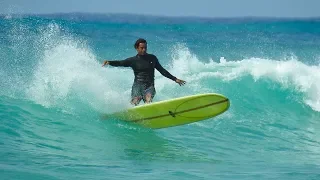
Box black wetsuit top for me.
[108,53,176,86]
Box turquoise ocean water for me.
[1,13,320,179]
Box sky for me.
[1,0,320,18]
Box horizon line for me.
[1,12,320,20]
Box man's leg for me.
[131,83,142,106]
[143,86,156,104]
[144,93,153,103]
[131,97,141,106]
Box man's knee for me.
[144,93,153,103]
[144,86,155,102]
[131,97,141,105]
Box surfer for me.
[102,38,186,106]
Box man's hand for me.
[102,60,109,67]
[175,78,186,86]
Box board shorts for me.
[131,82,156,103]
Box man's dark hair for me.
[134,38,147,48]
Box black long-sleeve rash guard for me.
[108,53,177,86]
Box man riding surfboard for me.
[102,38,186,106]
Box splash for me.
[25,23,134,113]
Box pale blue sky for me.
[1,0,319,18]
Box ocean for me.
[1,13,320,179]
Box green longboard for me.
[101,93,230,129]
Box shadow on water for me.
[100,117,221,164]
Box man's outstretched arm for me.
[155,58,186,86]
[102,58,133,67]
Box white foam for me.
[226,58,320,112]
[165,43,320,112]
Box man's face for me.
[136,43,147,55]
